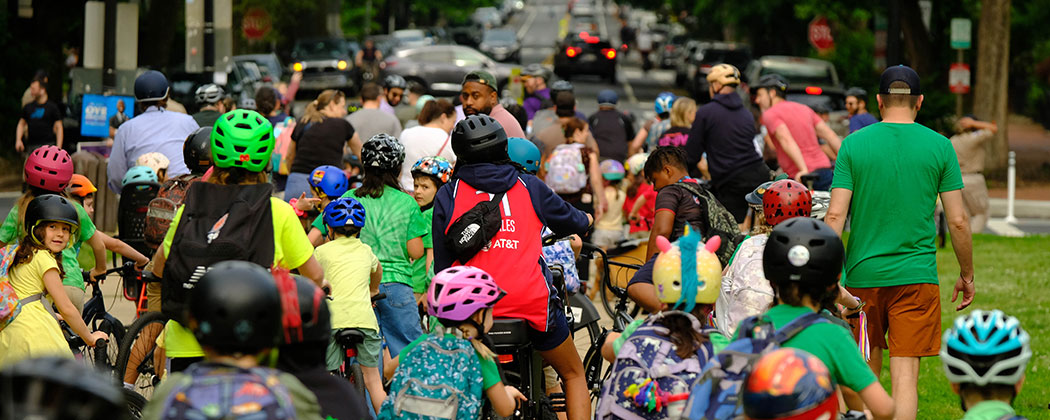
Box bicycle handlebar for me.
[83,261,137,284]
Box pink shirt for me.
[761,100,831,178]
[488,104,527,138]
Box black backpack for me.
[674,181,743,267]
[162,182,276,323]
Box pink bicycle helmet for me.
[25,145,73,192]
[427,266,506,322]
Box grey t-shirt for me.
[346,108,402,144]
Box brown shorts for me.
[847,283,941,357]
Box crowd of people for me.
[0,58,1032,420]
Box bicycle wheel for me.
[115,311,168,400]
[86,318,124,371]
[123,387,147,419]
[347,360,366,396]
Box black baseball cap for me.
[879,65,921,95]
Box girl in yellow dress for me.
[0,194,107,368]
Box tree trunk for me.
[973,0,1011,170]
[898,0,933,75]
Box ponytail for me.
[300,89,344,125]
[438,317,497,361]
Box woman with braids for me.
[283,89,361,202]
[431,115,594,420]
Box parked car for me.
[745,55,848,135]
[291,38,355,93]
[658,34,691,70]
[384,44,514,96]
[684,42,752,101]
[473,7,502,28]
[448,25,483,48]
[233,53,284,83]
[500,0,525,21]
[479,29,521,63]
[553,32,618,83]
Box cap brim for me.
[745,192,762,205]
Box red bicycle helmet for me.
[25,145,73,192]
[762,180,811,226]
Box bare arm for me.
[825,188,852,236]
[645,210,674,261]
[349,132,363,158]
[15,119,26,152]
[307,228,325,247]
[628,126,648,156]
[486,382,526,418]
[355,50,364,66]
[773,125,809,178]
[628,194,647,220]
[407,236,424,260]
[587,150,607,221]
[370,261,383,295]
[814,121,840,155]
[858,382,895,420]
[54,120,64,149]
[98,231,149,268]
[941,189,975,310]
[87,233,107,277]
[44,268,105,346]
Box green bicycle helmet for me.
[211,109,274,172]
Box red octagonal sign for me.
[809,16,834,51]
[242,8,271,40]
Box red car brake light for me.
[566,47,582,57]
[805,86,823,95]
[602,48,616,59]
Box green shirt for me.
[0,202,97,289]
[343,187,428,287]
[311,213,328,237]
[140,364,323,420]
[410,207,434,294]
[961,400,1017,420]
[733,304,877,393]
[612,317,730,356]
[399,333,502,390]
[832,122,964,288]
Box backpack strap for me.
[19,293,43,305]
[773,312,828,344]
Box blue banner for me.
[80,94,135,138]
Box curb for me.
[988,198,1050,220]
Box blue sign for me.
[80,94,135,138]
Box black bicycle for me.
[334,293,386,399]
[114,270,167,401]
[61,263,135,370]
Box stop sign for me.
[242,8,271,40]
[808,16,834,51]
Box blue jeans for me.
[374,282,424,357]
[811,167,834,191]
[284,171,312,202]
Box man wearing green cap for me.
[459,70,526,138]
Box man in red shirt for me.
[753,74,841,190]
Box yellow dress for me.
[0,250,73,368]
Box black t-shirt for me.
[657,126,690,148]
[290,367,371,420]
[588,109,632,163]
[654,182,709,242]
[21,101,61,147]
[290,117,355,174]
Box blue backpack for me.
[684,312,830,420]
[379,334,485,420]
[159,363,297,420]
[596,311,719,420]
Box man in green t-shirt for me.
[826,65,975,420]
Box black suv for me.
[291,38,355,93]
[553,33,618,83]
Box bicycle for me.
[114,271,167,400]
[333,292,386,398]
[61,263,135,371]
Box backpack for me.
[144,174,202,249]
[162,182,276,323]
[589,111,633,160]
[379,334,485,420]
[159,363,297,420]
[596,311,718,420]
[715,235,774,337]
[684,312,830,420]
[545,143,589,194]
[673,181,743,267]
[445,180,506,263]
[0,244,43,333]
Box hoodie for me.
[685,92,763,183]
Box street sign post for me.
[950,18,972,116]
[950,18,972,49]
[808,16,834,52]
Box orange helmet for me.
[67,174,98,198]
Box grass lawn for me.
[883,234,1050,418]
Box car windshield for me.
[395,31,425,42]
[484,30,516,43]
[294,40,347,59]
[699,49,752,69]
[760,61,836,86]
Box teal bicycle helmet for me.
[122,165,158,187]
[507,137,541,174]
[941,309,1031,386]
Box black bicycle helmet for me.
[361,133,406,170]
[763,217,844,287]
[0,356,128,420]
[183,126,213,175]
[189,261,282,354]
[550,80,574,96]
[24,194,80,245]
[384,74,407,90]
[452,115,508,164]
[134,70,169,102]
[755,74,789,93]
[845,87,867,99]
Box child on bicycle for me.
[745,218,894,420]
[344,134,427,358]
[121,165,158,189]
[0,195,107,367]
[0,146,107,313]
[135,152,170,184]
[941,310,1031,420]
[314,197,386,413]
[381,266,525,419]
[410,155,452,298]
[141,261,322,420]
[592,159,627,250]
[293,165,349,246]
[65,175,150,270]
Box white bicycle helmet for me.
[941,309,1031,386]
[809,190,830,220]
[194,83,225,105]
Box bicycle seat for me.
[334,328,366,348]
[487,319,530,347]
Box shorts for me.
[847,283,941,357]
[45,285,86,315]
[627,254,658,287]
[592,228,624,249]
[327,327,383,369]
[528,304,571,352]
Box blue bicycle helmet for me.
[941,309,1032,386]
[508,137,541,174]
[134,70,169,102]
[654,91,676,115]
[122,165,158,187]
[324,197,366,229]
[309,165,349,198]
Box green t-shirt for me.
[399,333,501,390]
[343,187,428,287]
[832,122,964,288]
[410,207,434,294]
[612,316,730,356]
[733,304,877,393]
[0,201,97,290]
[311,213,328,237]
[961,400,1017,420]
